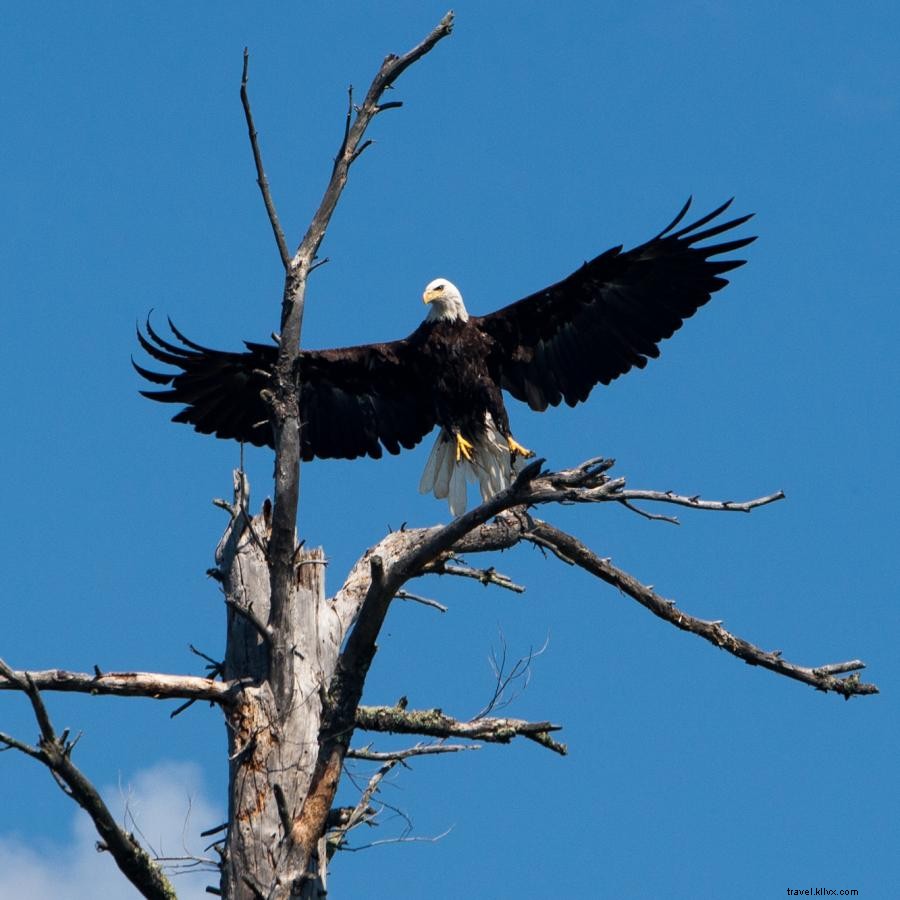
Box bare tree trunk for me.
[216,473,338,898]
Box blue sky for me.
[2,2,898,898]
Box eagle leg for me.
[454,432,475,463]
[507,435,535,459]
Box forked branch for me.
[330,456,876,708]
[0,660,177,900]
[329,759,399,852]
[292,10,455,274]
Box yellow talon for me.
[507,436,535,458]
[455,432,474,462]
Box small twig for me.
[448,562,525,592]
[334,84,355,171]
[331,760,399,850]
[347,742,478,761]
[153,854,220,873]
[422,558,526,593]
[349,138,374,164]
[22,672,55,742]
[527,531,576,565]
[395,589,448,613]
[169,698,197,719]
[618,498,681,525]
[0,729,43,760]
[240,48,290,269]
[188,644,225,679]
[474,632,549,720]
[189,644,222,667]
[341,826,453,852]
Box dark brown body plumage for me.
[423,318,510,441]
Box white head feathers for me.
[422,278,469,322]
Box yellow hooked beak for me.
[422,288,442,304]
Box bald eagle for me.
[136,199,753,516]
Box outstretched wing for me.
[476,199,755,411]
[135,319,436,460]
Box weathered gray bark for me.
[216,473,340,898]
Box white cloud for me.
[0,761,222,900]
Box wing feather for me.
[476,199,755,410]
[134,320,436,459]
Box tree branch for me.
[289,10,455,274]
[394,589,448,613]
[617,487,785,524]
[332,455,782,638]
[421,558,526,593]
[0,660,178,900]
[241,48,291,270]
[321,462,552,777]
[330,759,399,851]
[338,827,453,853]
[620,487,786,513]
[0,667,233,703]
[325,456,789,762]
[355,705,567,755]
[347,742,478,761]
[474,633,548,720]
[328,455,875,707]
[524,519,878,698]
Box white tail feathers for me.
[419,415,513,517]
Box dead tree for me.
[0,13,878,900]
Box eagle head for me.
[422,278,469,323]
